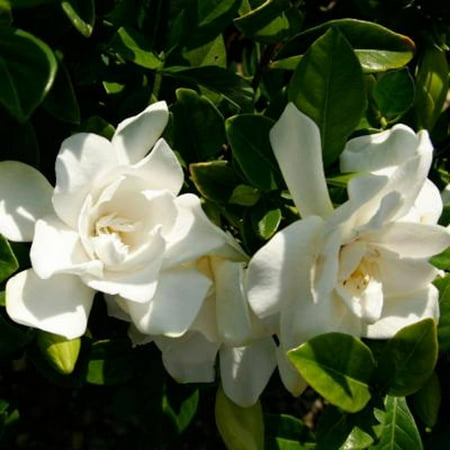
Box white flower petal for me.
[31,214,102,279]
[363,285,439,339]
[190,292,220,343]
[6,269,95,339]
[127,266,212,336]
[164,194,245,267]
[220,338,277,407]
[155,332,219,383]
[276,346,308,397]
[340,124,421,172]
[214,259,253,346]
[367,222,450,258]
[131,139,183,196]
[0,161,53,241]
[112,101,169,164]
[53,133,119,227]
[247,216,324,319]
[270,103,333,218]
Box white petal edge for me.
[112,101,169,164]
[6,269,95,339]
[0,161,53,241]
[270,103,333,219]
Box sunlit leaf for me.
[0,235,18,283]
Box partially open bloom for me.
[247,103,450,394]
[0,102,238,339]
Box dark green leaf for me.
[229,185,260,206]
[412,372,441,428]
[226,114,281,191]
[287,333,375,413]
[0,313,32,358]
[434,275,450,351]
[376,318,438,397]
[415,45,449,131]
[61,0,95,37]
[0,235,18,283]
[234,0,303,43]
[42,58,80,124]
[264,413,315,449]
[172,88,225,162]
[278,19,415,73]
[0,28,58,122]
[163,66,254,112]
[373,68,415,119]
[76,115,115,140]
[190,160,240,203]
[183,34,226,68]
[288,28,366,167]
[372,396,423,450]
[0,0,11,26]
[111,26,163,70]
[163,388,199,434]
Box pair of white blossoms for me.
[0,101,449,406]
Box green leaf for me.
[0,28,58,122]
[252,206,281,240]
[172,88,225,162]
[287,332,375,413]
[163,388,199,434]
[372,396,423,450]
[36,331,81,375]
[85,339,134,386]
[288,28,366,167]
[190,160,240,203]
[430,246,450,271]
[411,372,441,428]
[376,318,438,397]
[278,19,415,73]
[42,57,80,124]
[111,26,163,70]
[76,115,115,139]
[0,0,11,26]
[234,0,303,43]
[226,114,281,191]
[415,45,449,131]
[229,185,261,206]
[215,384,264,450]
[163,66,254,112]
[434,275,450,351]
[264,413,315,449]
[183,34,226,68]
[61,0,95,37]
[373,68,415,119]
[0,235,18,283]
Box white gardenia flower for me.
[108,248,278,407]
[0,101,238,339]
[247,103,450,394]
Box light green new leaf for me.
[61,0,95,38]
[415,45,449,131]
[288,333,375,413]
[377,318,438,397]
[0,28,57,122]
[0,235,18,283]
[372,396,423,450]
[226,114,281,191]
[288,28,366,167]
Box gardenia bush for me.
[0,1,449,449]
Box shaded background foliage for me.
[0,0,450,448]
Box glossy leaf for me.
[252,206,282,240]
[415,45,449,131]
[61,0,95,38]
[234,0,303,43]
[372,396,423,450]
[0,235,18,283]
[376,318,438,397]
[163,66,254,112]
[215,384,264,450]
[36,331,81,375]
[288,333,375,413]
[172,88,226,162]
[373,68,415,119]
[0,28,58,122]
[288,28,366,167]
[111,26,163,70]
[226,114,281,191]
[183,35,227,68]
[190,160,240,203]
[412,372,441,428]
[278,19,415,73]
